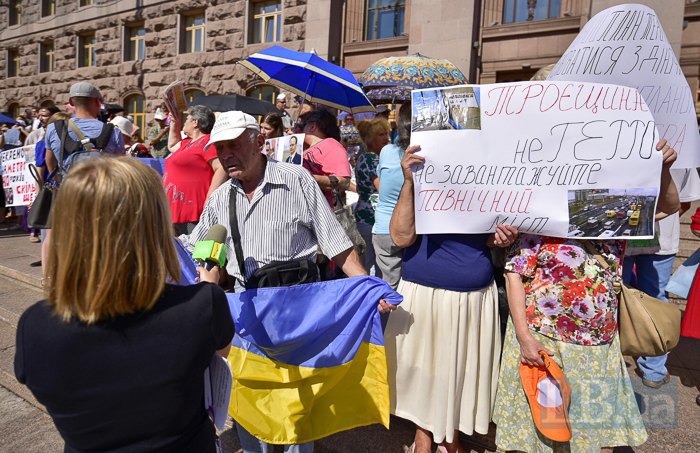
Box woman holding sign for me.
[386,146,517,453]
[493,140,680,452]
[15,157,234,452]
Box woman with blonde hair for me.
[355,117,390,275]
[15,157,234,452]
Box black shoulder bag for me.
[229,184,319,290]
[27,122,69,229]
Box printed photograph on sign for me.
[567,188,657,238]
[263,138,278,160]
[276,134,304,165]
[412,86,481,132]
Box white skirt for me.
[384,279,501,443]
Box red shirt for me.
[302,138,351,207]
[163,135,217,224]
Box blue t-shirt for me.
[402,234,494,292]
[45,117,124,168]
[372,143,404,235]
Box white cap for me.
[154,108,166,121]
[110,116,137,137]
[276,93,286,101]
[205,111,260,150]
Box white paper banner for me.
[1,145,37,207]
[411,82,661,239]
[548,4,699,168]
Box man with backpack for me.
[44,82,123,174]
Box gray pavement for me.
[0,224,698,452]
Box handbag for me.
[229,185,319,290]
[332,188,366,257]
[27,123,69,229]
[583,241,681,357]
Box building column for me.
[304,0,343,64]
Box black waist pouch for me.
[246,259,320,289]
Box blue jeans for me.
[622,254,675,381]
[236,423,314,453]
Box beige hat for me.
[204,111,260,150]
[110,116,138,137]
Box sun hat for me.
[110,116,137,137]
[519,351,572,442]
[204,111,260,150]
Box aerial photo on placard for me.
[567,188,657,238]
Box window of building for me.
[247,84,278,104]
[78,33,97,67]
[9,0,21,26]
[503,0,560,24]
[41,0,56,17]
[184,88,205,105]
[181,12,206,53]
[7,49,19,78]
[125,24,146,61]
[40,42,55,73]
[80,0,94,6]
[365,0,406,40]
[250,1,282,44]
[125,94,146,135]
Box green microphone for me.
[192,224,228,270]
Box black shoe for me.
[29,260,42,267]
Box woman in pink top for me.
[164,105,227,235]
[302,110,351,208]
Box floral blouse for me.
[354,151,379,226]
[505,234,624,346]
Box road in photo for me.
[567,188,657,238]
[412,86,481,132]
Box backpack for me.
[54,119,116,169]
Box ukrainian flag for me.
[226,276,402,444]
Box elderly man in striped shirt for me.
[181,110,396,452]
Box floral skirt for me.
[384,279,501,443]
[493,319,647,452]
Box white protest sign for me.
[1,145,38,207]
[263,134,305,165]
[411,82,661,239]
[548,4,699,168]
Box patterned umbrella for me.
[359,54,467,103]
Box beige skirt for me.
[384,279,502,443]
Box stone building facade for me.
[0,0,311,131]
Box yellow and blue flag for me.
[225,276,402,444]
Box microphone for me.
[192,224,228,271]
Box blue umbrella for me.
[0,113,18,125]
[239,46,375,114]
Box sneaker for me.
[642,373,671,389]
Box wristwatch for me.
[328,175,339,189]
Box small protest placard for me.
[411,81,661,239]
[1,145,38,207]
[263,134,304,165]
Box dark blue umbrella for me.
[239,46,375,114]
[0,113,18,125]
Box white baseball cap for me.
[110,116,137,137]
[204,111,260,150]
[154,108,167,121]
[276,93,286,101]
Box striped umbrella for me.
[239,46,376,114]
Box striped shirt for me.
[180,161,352,283]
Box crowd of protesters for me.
[5,79,700,453]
